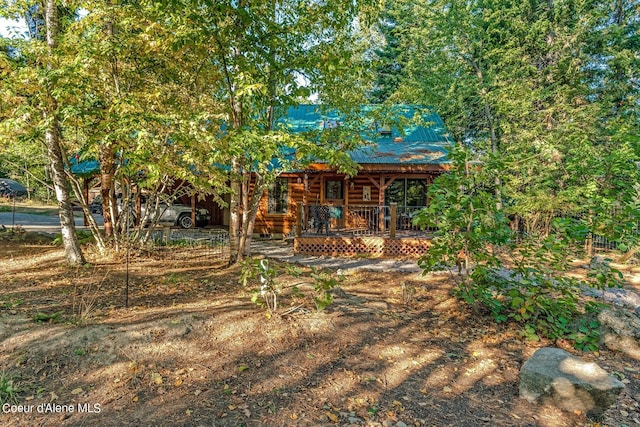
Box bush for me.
[240,258,341,315]
[415,147,624,350]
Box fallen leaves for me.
[150,372,163,385]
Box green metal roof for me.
[282,104,454,165]
[69,156,100,176]
[69,105,454,176]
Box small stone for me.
[396,422,408,427]
[621,410,629,417]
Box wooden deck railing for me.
[296,202,429,238]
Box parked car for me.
[0,178,27,197]
[89,195,103,214]
[147,202,210,229]
[90,194,210,229]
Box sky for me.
[0,17,27,38]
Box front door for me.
[323,177,345,229]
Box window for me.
[406,179,428,207]
[384,178,428,207]
[325,180,343,199]
[268,178,289,214]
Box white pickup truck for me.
[148,203,210,229]
[90,195,210,229]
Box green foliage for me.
[368,0,407,103]
[240,258,340,314]
[1,298,23,310]
[53,230,93,246]
[415,146,511,285]
[33,311,62,323]
[309,267,342,312]
[240,258,280,315]
[417,147,624,350]
[391,0,637,350]
[448,222,620,351]
[394,0,639,226]
[0,371,19,405]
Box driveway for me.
[0,211,103,232]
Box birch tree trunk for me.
[45,0,85,265]
[228,158,242,265]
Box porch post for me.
[296,202,303,237]
[378,175,385,232]
[390,202,397,238]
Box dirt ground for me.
[1,239,640,427]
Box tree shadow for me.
[0,243,631,427]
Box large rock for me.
[519,347,624,419]
[599,308,640,359]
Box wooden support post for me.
[296,202,302,237]
[378,175,385,232]
[390,202,397,238]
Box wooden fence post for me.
[390,202,397,238]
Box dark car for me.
[90,195,103,214]
[0,178,27,197]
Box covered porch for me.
[292,202,433,258]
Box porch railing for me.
[298,203,430,237]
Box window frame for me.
[324,179,344,200]
[267,177,290,215]
[384,178,428,207]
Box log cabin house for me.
[72,104,454,255]
[253,104,454,240]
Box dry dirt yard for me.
[1,239,640,427]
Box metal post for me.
[12,192,16,228]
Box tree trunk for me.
[45,0,85,266]
[66,171,107,253]
[466,46,502,211]
[100,144,117,238]
[101,1,119,240]
[238,173,264,258]
[228,158,242,265]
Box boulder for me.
[519,347,624,419]
[599,308,640,359]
